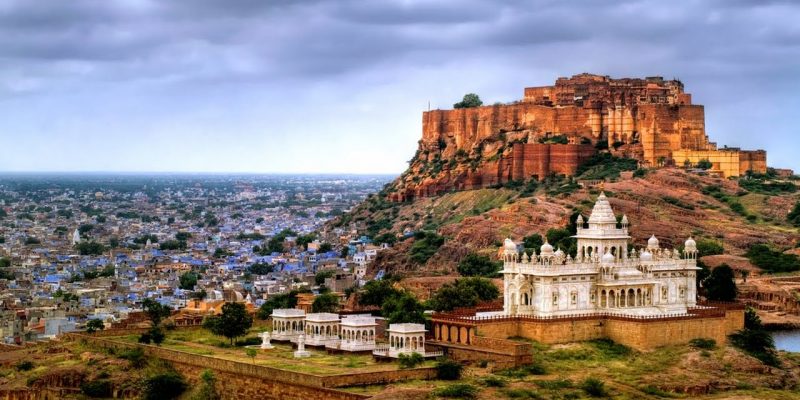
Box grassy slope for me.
[335,168,800,277]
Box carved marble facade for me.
[502,193,699,317]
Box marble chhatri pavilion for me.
[501,192,699,317]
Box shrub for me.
[81,379,112,398]
[590,338,631,358]
[434,383,478,398]
[533,378,573,390]
[409,231,445,264]
[502,388,541,398]
[190,369,220,400]
[580,377,607,397]
[15,360,34,371]
[435,358,463,380]
[632,168,648,178]
[141,371,187,400]
[498,362,547,378]
[746,244,800,273]
[118,347,147,368]
[481,376,507,387]
[397,352,424,369]
[689,338,717,350]
[729,329,781,367]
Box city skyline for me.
[0,0,798,173]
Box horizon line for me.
[0,170,401,176]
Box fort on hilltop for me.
[389,73,766,202]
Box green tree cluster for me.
[428,277,499,312]
[457,253,502,277]
[203,302,253,345]
[311,292,340,313]
[746,244,800,273]
[409,231,445,264]
[179,272,199,290]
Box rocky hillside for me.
[332,167,800,277]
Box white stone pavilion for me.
[304,313,340,346]
[271,308,306,342]
[501,192,700,317]
[335,315,378,352]
[372,323,442,359]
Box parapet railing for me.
[431,307,731,325]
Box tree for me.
[522,234,544,252]
[213,248,233,258]
[86,319,104,334]
[382,292,426,324]
[245,348,258,364]
[191,290,208,300]
[745,307,762,330]
[373,233,397,246]
[436,358,463,380]
[203,302,253,345]
[296,233,316,249]
[257,291,301,319]
[696,159,713,170]
[192,370,220,400]
[703,264,737,301]
[315,269,336,286]
[429,277,500,311]
[453,93,483,109]
[141,371,187,400]
[179,272,199,290]
[457,253,502,277]
[695,239,724,257]
[312,292,340,313]
[358,280,401,307]
[788,201,800,227]
[318,242,333,253]
[248,262,273,275]
[142,298,172,326]
[0,257,10,268]
[75,241,105,256]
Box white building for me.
[373,323,442,359]
[271,309,306,342]
[304,313,340,346]
[502,193,699,317]
[333,315,378,352]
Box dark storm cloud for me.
[0,0,798,172]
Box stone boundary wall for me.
[436,305,744,351]
[65,333,436,396]
[430,337,533,370]
[471,336,531,356]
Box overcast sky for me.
[0,0,797,173]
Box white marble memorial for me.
[502,192,700,318]
[271,308,306,342]
[259,331,273,350]
[293,333,311,358]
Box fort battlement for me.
[390,73,767,201]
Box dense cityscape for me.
[0,174,391,343]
